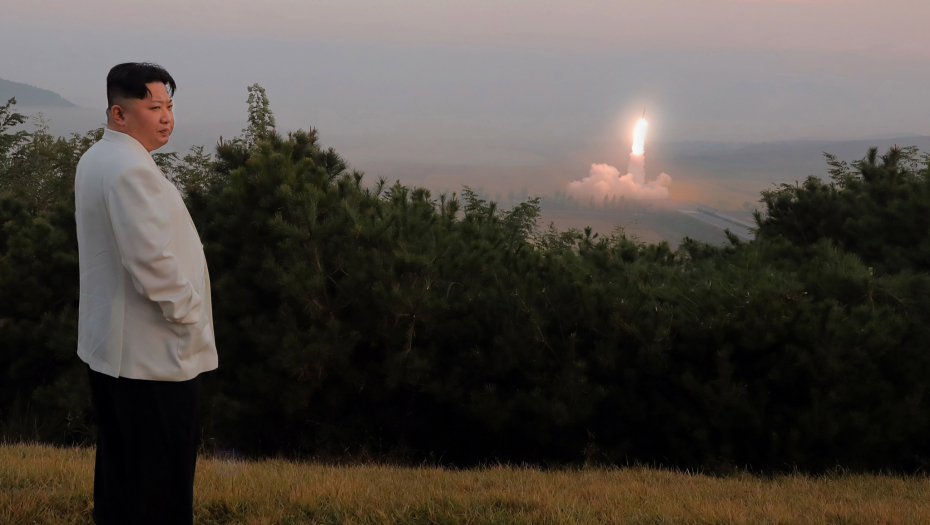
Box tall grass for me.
[3,442,929,524]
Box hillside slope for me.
[0,77,76,107]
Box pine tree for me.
[3,88,930,472]
[755,145,930,274]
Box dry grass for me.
[3,442,930,524]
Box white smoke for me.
[566,161,672,201]
[566,117,672,201]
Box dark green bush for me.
[3,93,930,472]
[0,98,89,443]
[755,146,930,274]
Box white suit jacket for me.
[74,128,217,381]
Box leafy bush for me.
[0,98,90,442]
[2,92,930,472]
[755,146,930,274]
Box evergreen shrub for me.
[2,93,930,472]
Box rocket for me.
[642,108,646,119]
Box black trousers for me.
[87,365,203,525]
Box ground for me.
[4,442,929,524]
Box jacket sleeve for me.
[106,165,202,324]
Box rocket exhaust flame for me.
[632,118,648,156]
[566,114,672,201]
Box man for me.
[74,62,217,525]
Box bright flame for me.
[564,114,671,201]
[632,118,648,155]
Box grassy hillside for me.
[4,442,930,525]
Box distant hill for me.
[0,77,76,107]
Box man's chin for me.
[152,135,171,151]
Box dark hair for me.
[106,62,176,109]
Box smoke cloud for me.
[566,117,672,201]
[567,162,671,201]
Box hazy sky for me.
[2,0,929,167]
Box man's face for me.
[108,82,174,152]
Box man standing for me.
[74,62,217,525]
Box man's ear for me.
[109,103,126,125]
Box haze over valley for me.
[5,0,928,245]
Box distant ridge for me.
[0,77,76,107]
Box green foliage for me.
[154,145,221,195]
[242,83,276,149]
[184,100,930,469]
[0,98,29,163]
[0,188,85,444]
[3,90,930,472]
[0,98,89,443]
[0,102,102,213]
[755,145,930,274]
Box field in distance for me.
[4,442,930,525]
[539,199,755,248]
